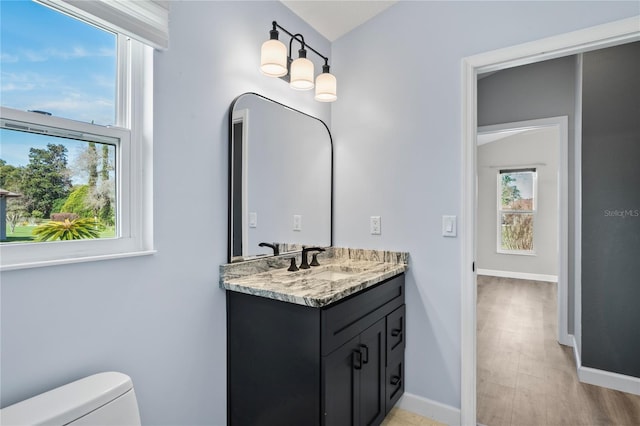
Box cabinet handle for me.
[352,349,363,370]
[391,329,403,338]
[359,344,369,364]
[390,376,401,386]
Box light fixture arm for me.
[272,21,329,65]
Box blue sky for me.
[503,171,535,201]
[1,0,116,167]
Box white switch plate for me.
[442,215,457,237]
[370,216,381,235]
[249,212,257,228]
[293,214,302,231]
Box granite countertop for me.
[219,247,409,308]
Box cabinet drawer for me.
[385,358,404,414]
[321,274,404,356]
[386,305,405,364]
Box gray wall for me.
[1,1,638,422]
[331,1,637,409]
[0,2,330,424]
[477,128,559,276]
[581,41,640,378]
[477,56,577,332]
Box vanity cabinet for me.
[323,317,386,426]
[227,273,405,426]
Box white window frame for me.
[496,168,537,256]
[0,27,154,270]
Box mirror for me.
[228,93,332,262]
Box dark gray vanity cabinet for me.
[227,274,406,426]
[323,317,386,426]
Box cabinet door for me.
[358,318,386,426]
[386,305,405,365]
[323,335,360,426]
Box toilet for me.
[0,372,141,426]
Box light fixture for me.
[260,21,337,102]
[260,27,287,77]
[290,47,314,90]
[315,62,337,102]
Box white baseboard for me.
[579,366,640,396]
[570,335,640,396]
[571,335,582,368]
[477,268,557,283]
[397,392,461,426]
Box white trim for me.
[578,368,640,396]
[461,16,640,426]
[232,109,250,257]
[573,53,584,362]
[572,334,582,368]
[477,269,557,283]
[460,54,477,426]
[0,38,154,271]
[495,249,537,256]
[464,17,640,73]
[397,392,461,426]
[571,335,640,396]
[0,250,156,272]
[38,0,169,50]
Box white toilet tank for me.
[0,372,141,426]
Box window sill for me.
[496,250,537,256]
[0,249,156,272]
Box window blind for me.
[37,0,169,50]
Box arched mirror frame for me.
[227,92,333,263]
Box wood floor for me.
[477,275,640,426]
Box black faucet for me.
[300,246,325,269]
[258,242,279,256]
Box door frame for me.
[460,17,640,426]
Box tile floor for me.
[477,275,640,426]
[381,407,445,426]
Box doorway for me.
[460,17,640,426]
[477,117,568,346]
[475,119,567,425]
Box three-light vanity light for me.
[260,21,337,102]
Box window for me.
[497,168,536,254]
[0,0,155,270]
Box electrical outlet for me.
[249,212,257,228]
[370,216,381,235]
[293,214,302,231]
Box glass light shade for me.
[315,72,337,102]
[260,39,287,77]
[289,57,314,90]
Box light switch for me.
[249,212,257,228]
[442,215,456,237]
[293,214,302,231]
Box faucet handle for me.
[310,253,321,267]
[287,257,299,272]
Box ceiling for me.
[280,1,397,42]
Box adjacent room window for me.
[1,0,154,269]
[497,168,537,254]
